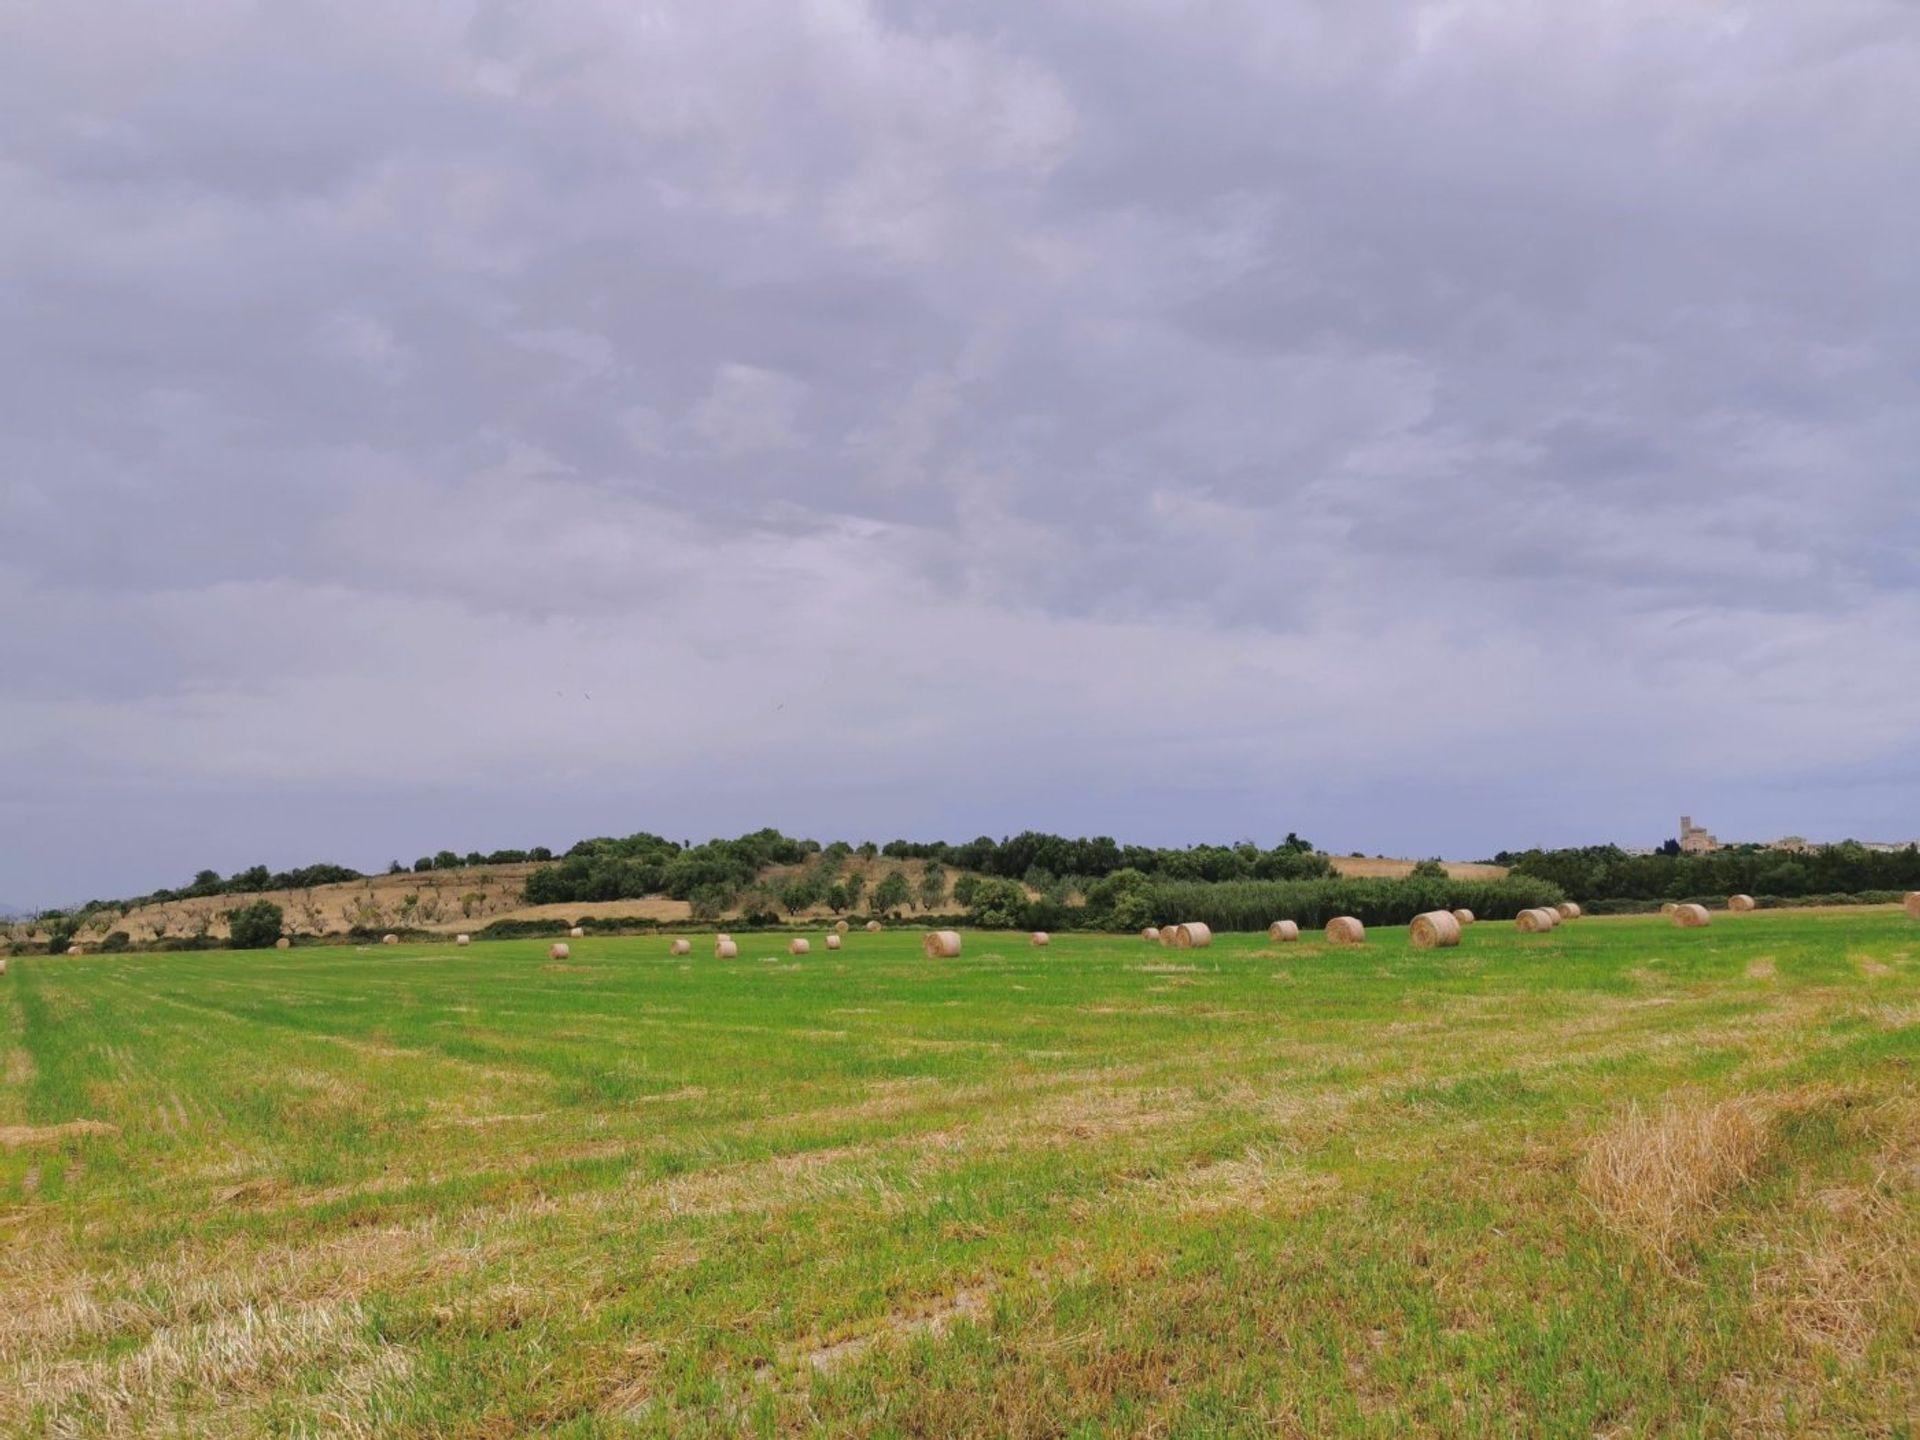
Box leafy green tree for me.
[778,878,821,917]
[434,850,461,870]
[951,874,980,908]
[965,877,1027,928]
[1410,858,1448,879]
[1086,868,1155,932]
[227,900,284,950]
[917,862,947,912]
[871,870,910,916]
[843,874,866,910]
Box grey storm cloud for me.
[3,0,1918,905]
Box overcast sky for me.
[4,1,1918,906]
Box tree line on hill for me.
[1500,842,1920,907]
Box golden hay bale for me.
[382,934,398,946]
[1142,927,1161,942]
[1325,916,1366,945]
[1660,903,1679,917]
[456,934,471,947]
[1169,922,1214,949]
[1728,894,1756,913]
[1515,908,1557,934]
[789,938,811,955]
[549,943,570,960]
[922,930,963,959]
[1031,932,1050,947]
[569,926,585,938]
[275,937,291,950]
[826,933,842,950]
[1906,892,1920,920]
[670,939,691,956]
[1410,911,1463,949]
[67,946,84,956]
[1451,909,1475,926]
[1556,902,1582,920]
[865,921,882,933]
[1268,920,1300,943]
[834,920,850,935]
[0,956,8,976]
[1672,903,1711,929]
[715,939,739,959]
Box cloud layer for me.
[4,1,1918,903]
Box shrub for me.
[228,900,285,950]
[101,931,131,953]
[1141,875,1566,931]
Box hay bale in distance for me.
[789,938,810,955]
[670,939,691,956]
[67,946,83,956]
[1170,922,1214,949]
[1031,932,1050,947]
[1451,909,1475,926]
[1672,903,1711,929]
[834,920,850,935]
[1906,892,1920,920]
[1142,927,1161,942]
[1660,903,1679,918]
[1728,894,1756,913]
[1515,908,1557,934]
[826,933,842,950]
[865,920,882,933]
[569,926,585,938]
[922,930,963,959]
[0,956,8,976]
[1325,916,1366,945]
[456,934,471,947]
[1410,911,1463,949]
[549,943,570,960]
[1556,902,1582,920]
[275,937,291,950]
[382,934,398,946]
[715,939,740,959]
[1268,920,1300,943]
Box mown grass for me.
[0,914,1915,1437]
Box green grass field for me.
[2,915,1915,1437]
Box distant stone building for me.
[1678,815,1721,854]
[1770,835,1814,854]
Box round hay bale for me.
[1325,916,1366,945]
[716,933,732,944]
[382,934,398,946]
[715,939,740,959]
[1555,902,1582,920]
[0,956,9,976]
[1728,894,1756,913]
[67,945,83,956]
[1450,909,1475,926]
[789,938,810,955]
[1660,902,1679,918]
[456,934,471,947]
[569,926,585,938]
[922,930,963,959]
[1672,903,1712,929]
[826,933,842,950]
[1410,911,1463,949]
[1515,908,1557,934]
[1141,927,1161,942]
[1268,920,1301,943]
[549,943,571,960]
[1906,892,1920,920]
[1031,932,1050,947]
[1169,922,1214,949]
[865,921,882,933]
[275,937,291,950]
[670,939,691,956]
[834,920,850,935]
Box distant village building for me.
[1771,835,1814,854]
[1678,815,1721,854]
